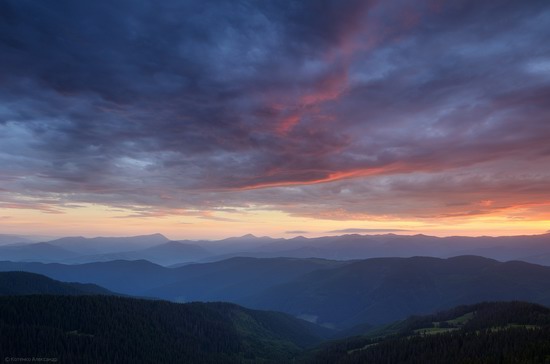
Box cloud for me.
[285,230,310,234]
[0,0,549,223]
[197,214,241,223]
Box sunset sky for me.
[1,0,549,239]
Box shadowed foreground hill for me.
[0,271,115,296]
[0,295,331,364]
[307,301,550,364]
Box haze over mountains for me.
[0,257,342,297]
[243,256,550,328]
[2,232,550,361]
[2,232,550,329]
[1,232,550,266]
[0,234,34,245]
[3,254,550,330]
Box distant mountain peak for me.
[140,233,167,239]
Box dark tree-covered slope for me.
[307,301,550,364]
[0,295,331,364]
[0,271,115,296]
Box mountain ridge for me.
[3,255,550,329]
[0,271,116,296]
[2,232,550,266]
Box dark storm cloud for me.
[1,0,549,218]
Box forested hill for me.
[2,286,550,363]
[0,295,331,364]
[0,271,115,296]
[307,301,550,364]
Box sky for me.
[1,0,549,239]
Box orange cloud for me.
[222,165,401,191]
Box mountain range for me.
[3,255,550,329]
[0,257,343,297]
[1,232,549,266]
[243,255,550,328]
[0,235,211,266]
